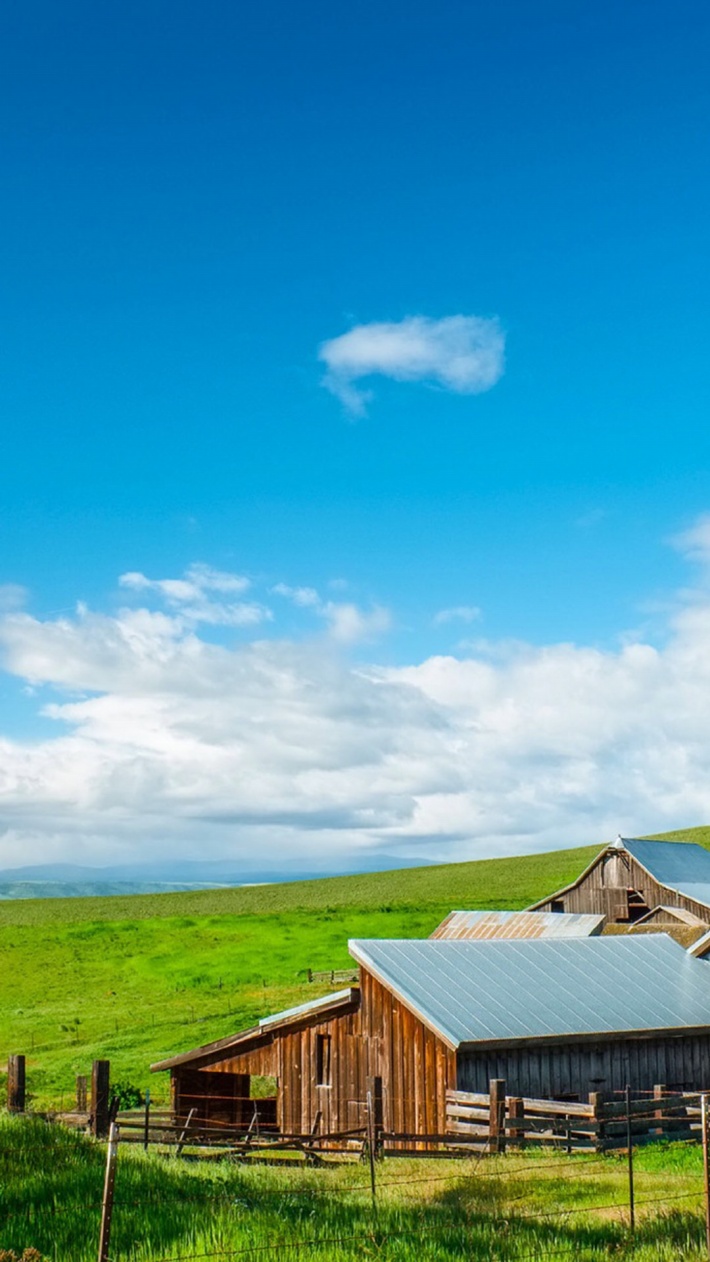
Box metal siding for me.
[349,935,710,1047]
[431,910,605,940]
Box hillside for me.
[1,827,708,1109]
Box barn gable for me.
[529,837,710,924]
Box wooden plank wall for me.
[535,850,710,923]
[360,969,456,1136]
[170,972,456,1138]
[456,1031,710,1099]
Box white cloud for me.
[433,606,481,626]
[119,565,270,628]
[322,602,392,645]
[271,583,321,608]
[5,522,710,869]
[319,315,505,416]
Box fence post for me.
[92,1060,111,1139]
[702,1094,710,1261]
[508,1097,524,1149]
[367,1075,384,1157]
[589,1092,605,1153]
[7,1055,26,1113]
[76,1075,88,1113]
[489,1079,506,1154]
[143,1087,151,1152]
[625,1084,635,1236]
[97,1120,119,1262]
[366,1090,377,1213]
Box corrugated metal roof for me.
[349,935,710,1050]
[624,838,710,910]
[431,910,605,940]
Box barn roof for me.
[431,909,605,940]
[623,839,710,910]
[349,934,710,1051]
[151,987,359,1072]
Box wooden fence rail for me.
[446,1084,705,1153]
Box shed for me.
[529,837,710,925]
[431,909,605,940]
[153,934,710,1137]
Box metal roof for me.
[259,989,353,1029]
[151,988,359,1072]
[431,910,605,941]
[624,838,710,910]
[349,934,710,1050]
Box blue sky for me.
[2,1,710,869]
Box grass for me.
[1,1114,708,1260]
[2,827,710,1109]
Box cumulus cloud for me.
[319,315,505,416]
[5,524,710,869]
[433,606,481,626]
[0,585,27,611]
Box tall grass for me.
[1,1115,708,1260]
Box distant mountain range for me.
[0,853,435,899]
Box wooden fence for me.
[306,967,359,984]
[446,1083,704,1153]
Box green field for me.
[1,826,708,1110]
[1,1114,708,1261]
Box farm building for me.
[152,934,710,1137]
[530,837,710,926]
[430,909,605,940]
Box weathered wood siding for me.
[360,969,456,1135]
[170,973,456,1136]
[457,1032,710,1098]
[535,850,710,924]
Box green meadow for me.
[0,826,707,1109]
[1,1114,708,1261]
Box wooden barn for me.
[152,934,710,1136]
[530,837,710,926]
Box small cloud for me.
[272,583,321,608]
[671,514,710,565]
[575,508,608,529]
[119,565,269,628]
[433,606,481,627]
[323,602,391,645]
[318,314,505,416]
[0,584,28,612]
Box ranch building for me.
[530,837,710,926]
[152,933,710,1136]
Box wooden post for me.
[702,1094,710,1261]
[489,1079,506,1154]
[97,1121,119,1262]
[589,1092,605,1153]
[654,1083,666,1135]
[366,1090,377,1213]
[625,1084,635,1236]
[175,1106,196,1157]
[143,1087,151,1152]
[508,1097,524,1149]
[7,1055,26,1113]
[76,1075,88,1113]
[367,1075,384,1157]
[92,1060,111,1139]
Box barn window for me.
[551,900,565,913]
[316,1034,331,1087]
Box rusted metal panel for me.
[431,910,605,940]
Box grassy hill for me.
[2,826,708,1110]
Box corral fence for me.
[306,967,358,984]
[446,1082,706,1153]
